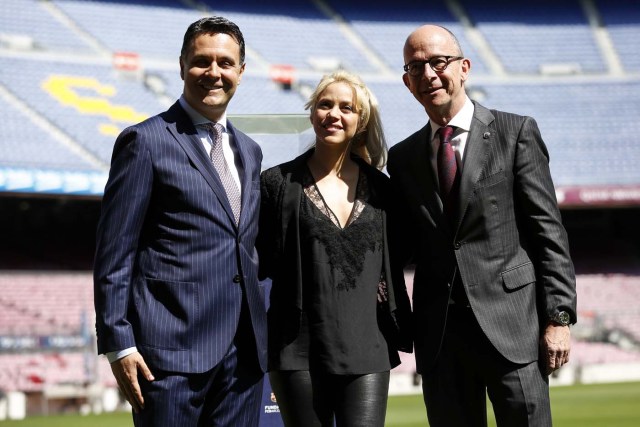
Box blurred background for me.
[0,0,639,424]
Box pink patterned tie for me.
[207,122,241,224]
[437,125,459,216]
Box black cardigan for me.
[257,149,413,369]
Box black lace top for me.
[281,166,392,374]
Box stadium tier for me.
[0,56,157,165]
[1,0,639,202]
[52,0,199,59]
[323,0,487,74]
[599,0,640,72]
[1,0,95,54]
[0,352,115,393]
[3,57,640,192]
[576,274,640,345]
[0,98,94,171]
[0,272,94,336]
[460,0,606,74]
[1,271,638,392]
[0,56,307,165]
[207,0,381,73]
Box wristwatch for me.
[550,311,571,326]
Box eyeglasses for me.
[403,56,464,76]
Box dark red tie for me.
[437,125,460,217]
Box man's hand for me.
[110,352,154,413]
[540,324,571,375]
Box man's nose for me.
[205,62,221,77]
[422,63,437,78]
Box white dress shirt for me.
[179,95,242,190]
[429,95,475,171]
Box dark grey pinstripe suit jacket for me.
[94,101,267,374]
[388,101,576,374]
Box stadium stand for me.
[325,0,489,75]
[598,0,640,72]
[0,272,115,399]
[576,274,640,345]
[1,0,639,418]
[205,0,381,73]
[0,352,115,393]
[570,341,640,365]
[0,272,93,336]
[0,56,157,163]
[2,0,639,191]
[0,98,94,171]
[51,0,199,59]
[460,0,606,74]
[1,0,95,54]
[471,81,640,187]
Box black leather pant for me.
[269,370,390,427]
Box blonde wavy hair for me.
[305,70,388,169]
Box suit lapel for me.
[405,124,449,231]
[227,121,253,229]
[454,103,495,236]
[280,151,312,310]
[165,103,238,228]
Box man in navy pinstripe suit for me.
[94,17,267,426]
[387,25,577,426]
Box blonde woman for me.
[257,71,412,426]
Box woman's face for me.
[311,82,360,150]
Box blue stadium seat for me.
[1,0,94,53]
[473,81,640,186]
[0,97,95,171]
[0,0,638,190]
[598,0,640,72]
[52,0,200,60]
[460,0,606,74]
[325,0,489,74]
[203,0,380,73]
[0,57,162,163]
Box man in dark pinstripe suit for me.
[387,25,577,426]
[94,17,266,426]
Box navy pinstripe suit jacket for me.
[388,101,576,374]
[94,101,267,374]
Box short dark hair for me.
[181,16,245,64]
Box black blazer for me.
[257,149,412,369]
[388,101,576,374]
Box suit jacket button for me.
[233,275,242,283]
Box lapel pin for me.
[483,132,491,139]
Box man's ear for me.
[402,73,411,91]
[460,58,471,83]
[237,62,246,84]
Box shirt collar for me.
[178,95,227,131]
[430,95,474,140]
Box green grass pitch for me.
[0,382,638,426]
[386,381,640,426]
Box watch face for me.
[557,311,570,325]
